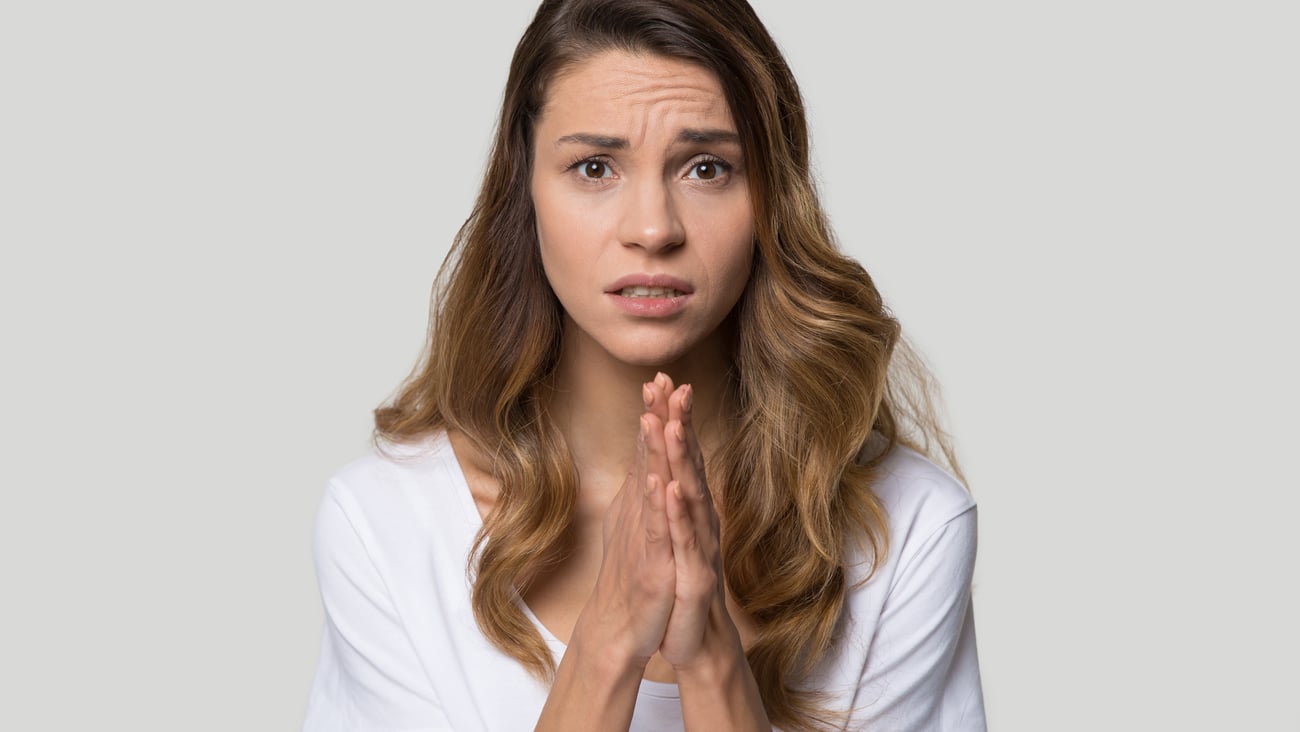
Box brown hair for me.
[375,1,963,729]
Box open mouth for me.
[618,286,685,298]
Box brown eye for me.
[583,161,609,178]
[687,159,729,181]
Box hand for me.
[574,410,677,668]
[642,373,735,670]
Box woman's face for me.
[531,50,754,369]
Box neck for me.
[545,320,734,493]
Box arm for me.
[304,485,448,731]
[534,630,647,732]
[538,374,772,732]
[669,592,768,732]
[534,416,678,731]
[649,375,772,731]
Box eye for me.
[692,162,718,179]
[685,157,731,182]
[578,159,612,179]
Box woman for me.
[304,0,984,730]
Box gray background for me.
[2,1,1296,729]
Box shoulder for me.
[818,440,985,726]
[869,440,977,552]
[323,431,461,520]
[305,432,472,729]
[315,431,478,576]
[328,432,452,495]
[840,435,979,598]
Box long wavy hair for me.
[374,1,963,729]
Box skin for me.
[531,51,755,373]
[453,50,770,730]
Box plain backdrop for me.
[2,1,1296,729]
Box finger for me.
[655,371,676,401]
[643,474,672,557]
[665,417,715,534]
[664,418,693,490]
[619,415,650,519]
[668,383,690,428]
[665,479,715,609]
[665,385,715,535]
[671,385,707,478]
[642,411,673,491]
[643,374,672,425]
[665,479,695,551]
[637,413,650,488]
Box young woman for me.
[304,1,985,730]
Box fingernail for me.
[639,415,649,439]
[673,421,685,443]
[672,481,683,500]
[656,372,668,388]
[683,385,693,413]
[646,474,659,496]
[642,383,654,408]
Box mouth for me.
[605,275,693,317]
[605,274,694,298]
[618,286,686,298]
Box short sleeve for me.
[851,506,985,731]
[302,483,450,731]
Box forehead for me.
[536,51,734,139]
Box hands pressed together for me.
[539,373,771,730]
[577,372,735,674]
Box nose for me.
[617,178,685,254]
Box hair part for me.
[374,1,963,729]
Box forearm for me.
[676,628,771,732]
[537,394,681,731]
[535,631,645,732]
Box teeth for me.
[619,286,683,298]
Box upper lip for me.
[605,274,694,294]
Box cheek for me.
[531,185,568,276]
[700,207,756,303]
[532,186,596,307]
[532,180,594,259]
[535,224,569,300]
[721,243,755,304]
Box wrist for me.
[670,619,746,686]
[570,610,653,677]
[673,646,744,689]
[539,623,647,732]
[674,627,771,731]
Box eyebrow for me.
[674,128,740,145]
[554,128,741,148]
[555,133,627,149]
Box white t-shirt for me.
[303,432,985,731]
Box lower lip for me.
[607,293,691,317]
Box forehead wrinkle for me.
[541,52,735,153]
[593,87,731,152]
[603,71,723,117]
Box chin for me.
[606,343,693,370]
[597,330,707,370]
[562,314,729,372]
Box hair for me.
[374,1,963,729]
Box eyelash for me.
[684,155,732,183]
[564,154,734,185]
